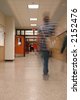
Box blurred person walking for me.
[38,12,55,79]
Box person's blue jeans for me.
[41,50,49,75]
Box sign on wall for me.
[0,32,4,46]
[0,26,4,46]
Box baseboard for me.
[5,59,14,62]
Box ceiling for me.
[0,0,67,29]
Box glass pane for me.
[35,30,38,35]
[25,30,33,35]
[33,38,37,41]
[17,30,20,35]
[25,36,37,38]
[29,38,37,41]
[21,30,24,35]
[29,39,34,41]
[17,38,22,45]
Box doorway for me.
[15,36,25,57]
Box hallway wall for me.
[0,11,5,26]
[0,11,5,61]
[52,13,67,62]
[55,13,67,35]
[0,10,15,61]
[5,16,15,60]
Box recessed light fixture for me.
[31,24,37,26]
[28,4,39,9]
[30,18,37,21]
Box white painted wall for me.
[0,11,5,26]
[5,16,15,60]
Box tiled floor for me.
[0,52,67,100]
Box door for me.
[15,36,25,56]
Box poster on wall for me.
[0,32,4,46]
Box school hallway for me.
[0,52,67,100]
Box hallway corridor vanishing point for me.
[0,53,67,100]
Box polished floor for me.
[0,52,67,100]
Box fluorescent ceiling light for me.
[31,24,37,26]
[28,4,39,9]
[30,18,37,21]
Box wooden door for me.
[15,36,25,56]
